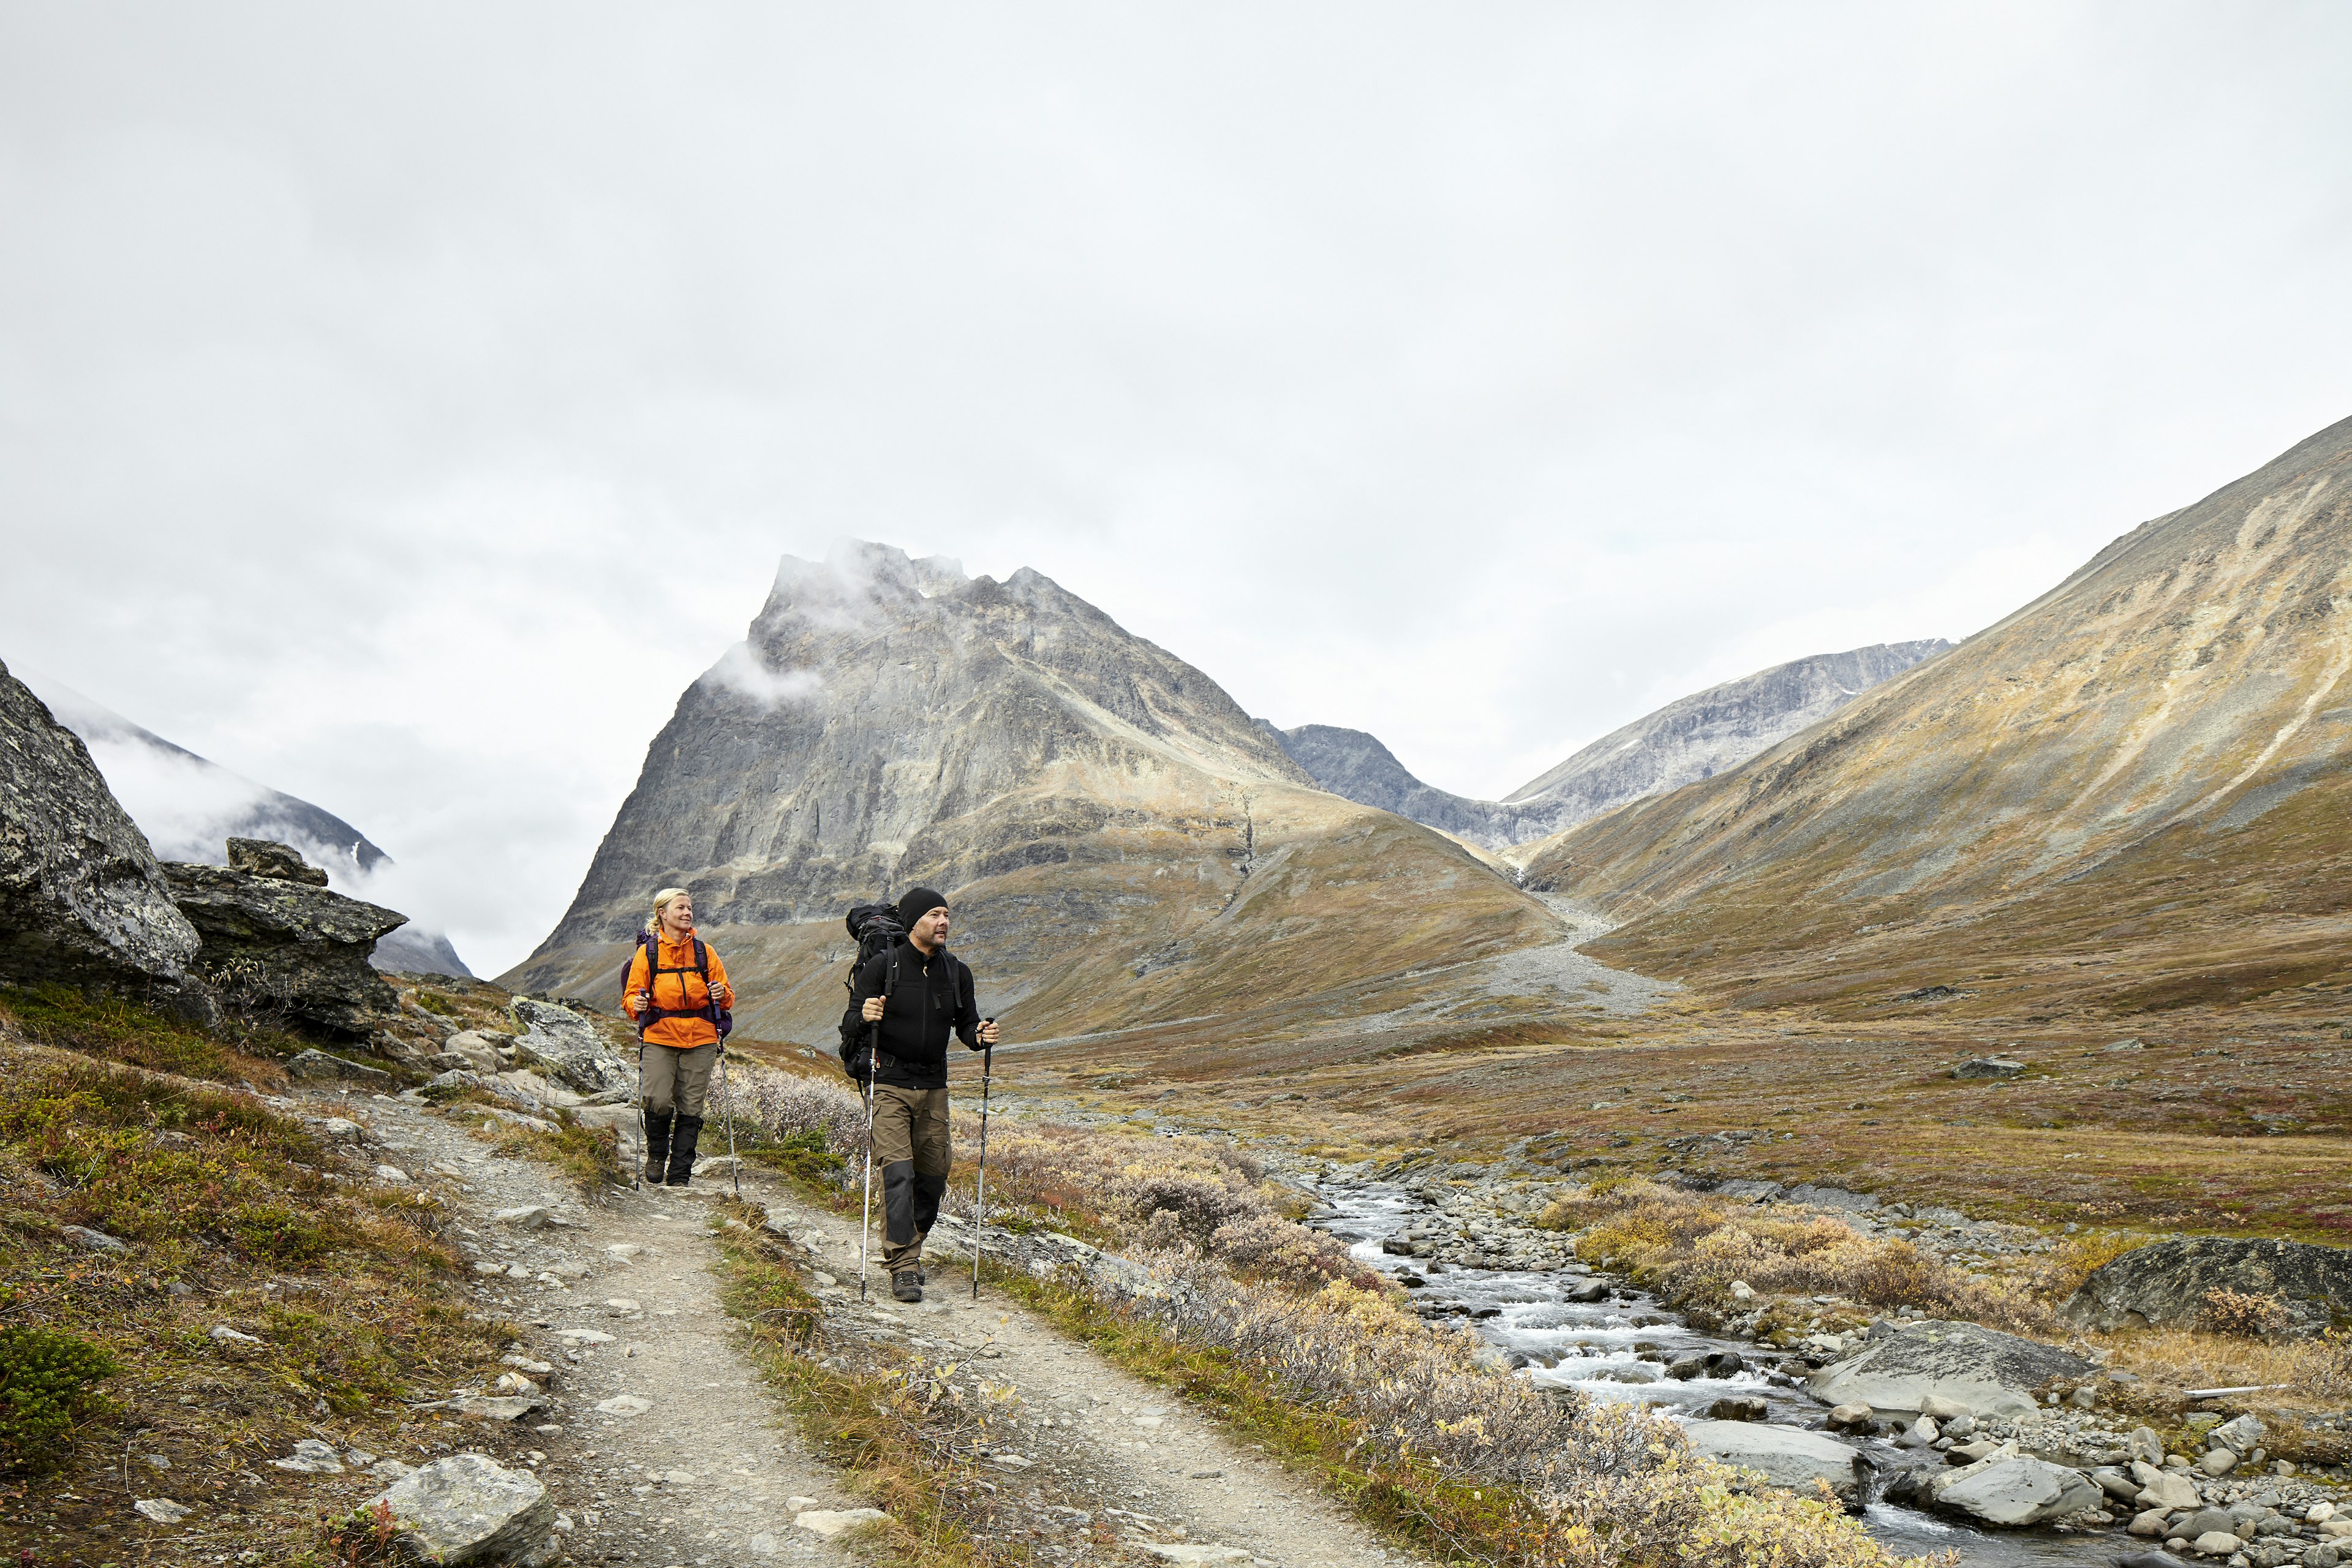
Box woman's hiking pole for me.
[717,1045,741,1200]
[971,1031,994,1301]
[633,1045,646,1193]
[858,1020,880,1302]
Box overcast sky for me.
[5,3,2349,976]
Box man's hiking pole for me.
[971,1030,995,1301]
[717,1044,741,1200]
[857,1019,880,1302]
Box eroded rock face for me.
[0,659,213,1020]
[368,1452,556,1565]
[1806,1319,2093,1421]
[2063,1238,2352,1338]
[161,848,406,1038]
[510,997,631,1096]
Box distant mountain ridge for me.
[1265,640,1950,851]
[1524,413,2352,1016]
[16,673,471,978]
[505,542,1558,1043]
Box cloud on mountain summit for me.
[698,643,825,709]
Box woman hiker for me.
[624,886,734,1186]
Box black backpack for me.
[625,930,734,1044]
[836,903,906,1082]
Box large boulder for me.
[0,660,214,1022]
[1681,1419,1872,1509]
[1931,1455,2103,1528]
[2062,1238,2352,1338]
[366,1452,556,1565]
[162,845,406,1038]
[1807,1319,2092,1421]
[510,997,631,1096]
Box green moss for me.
[0,1317,118,1473]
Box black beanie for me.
[897,886,947,929]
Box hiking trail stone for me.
[369,1452,557,1566]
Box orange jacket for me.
[623,934,733,1050]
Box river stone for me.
[2062,1238,2352,1338]
[369,1453,556,1565]
[2136,1467,2202,1510]
[510,998,632,1096]
[1932,1455,2103,1528]
[2194,1531,2244,1555]
[1681,1420,1871,1508]
[1806,1319,2090,1421]
[161,859,407,1038]
[2094,1466,2142,1502]
[2213,1414,2267,1454]
[0,659,214,1021]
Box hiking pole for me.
[858,1019,880,1302]
[633,1044,646,1194]
[717,1044,741,1200]
[971,1030,995,1302]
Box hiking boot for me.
[641,1109,673,1184]
[665,1115,703,1186]
[891,1269,922,1303]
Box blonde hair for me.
[650,886,693,935]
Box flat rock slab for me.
[370,1453,554,1566]
[2064,1237,2352,1337]
[1807,1318,2092,1420]
[1683,1419,1869,1507]
[288,1049,396,1087]
[1135,1548,1256,1564]
[1932,1456,2103,1528]
[792,1507,890,1538]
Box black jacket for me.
[848,941,982,1090]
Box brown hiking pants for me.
[641,1042,715,1119]
[871,1084,951,1273]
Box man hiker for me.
[853,885,998,1302]
[624,886,734,1186]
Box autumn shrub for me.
[1545,1178,2045,1331]
[2200,1288,2294,1340]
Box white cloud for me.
[698,642,824,709]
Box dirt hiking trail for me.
[313,1085,1421,1568]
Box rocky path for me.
[320,1085,1422,1567]
[755,1182,1417,1568]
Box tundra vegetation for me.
[0,984,600,1563]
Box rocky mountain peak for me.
[512,541,1553,1042]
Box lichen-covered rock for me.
[2063,1238,2352,1338]
[1806,1319,2093,1421]
[162,853,406,1038]
[228,836,329,885]
[0,658,213,1021]
[510,997,631,1096]
[368,1452,556,1564]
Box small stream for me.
[1310,1180,2122,1566]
